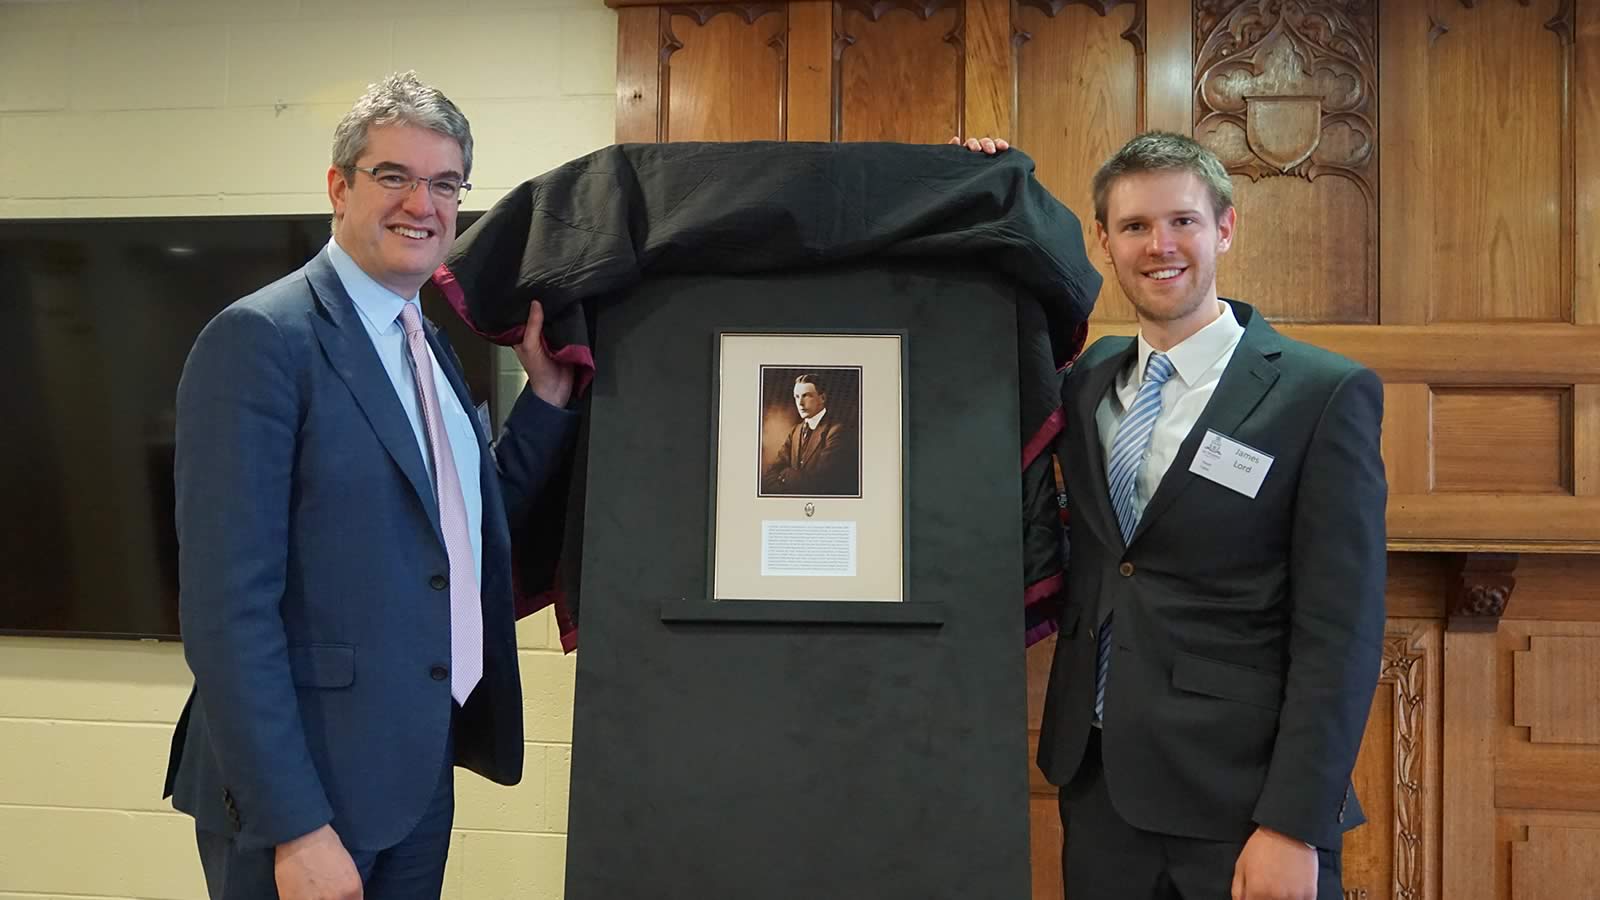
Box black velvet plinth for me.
[565,259,1032,900]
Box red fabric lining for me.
[433,263,597,399]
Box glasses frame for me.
[350,164,471,204]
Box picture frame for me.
[708,330,907,604]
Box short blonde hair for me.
[1091,131,1233,226]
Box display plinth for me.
[565,260,1032,900]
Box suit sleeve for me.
[174,306,332,849]
[761,428,798,493]
[493,384,579,525]
[1252,366,1388,848]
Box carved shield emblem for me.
[1245,95,1322,172]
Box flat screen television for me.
[0,214,494,640]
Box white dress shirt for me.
[327,238,484,586]
[1094,302,1244,524]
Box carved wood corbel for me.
[1445,552,1518,632]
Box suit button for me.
[1119,562,1135,577]
[430,665,449,681]
[430,574,448,590]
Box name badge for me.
[1189,430,1273,498]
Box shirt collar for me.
[1133,301,1243,388]
[804,409,828,429]
[326,237,419,333]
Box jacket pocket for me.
[1171,651,1283,711]
[286,643,354,689]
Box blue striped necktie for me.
[1095,350,1176,722]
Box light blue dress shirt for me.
[326,239,484,586]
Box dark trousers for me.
[197,727,457,899]
[1059,729,1344,900]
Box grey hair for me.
[330,71,473,181]
[1091,131,1233,226]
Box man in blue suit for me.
[163,72,578,899]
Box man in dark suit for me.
[163,72,578,899]
[761,373,859,496]
[1037,132,1387,900]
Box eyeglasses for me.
[351,165,471,204]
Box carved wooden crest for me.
[1194,0,1375,198]
[1243,94,1322,173]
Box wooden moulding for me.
[1085,322,1600,384]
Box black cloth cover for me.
[432,141,1102,648]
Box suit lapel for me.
[305,251,442,531]
[1127,302,1283,546]
[1073,338,1135,550]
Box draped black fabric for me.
[434,141,1102,648]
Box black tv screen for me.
[0,214,493,640]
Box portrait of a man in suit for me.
[759,369,861,497]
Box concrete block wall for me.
[0,1,616,895]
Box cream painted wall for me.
[0,1,616,896]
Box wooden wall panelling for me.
[1512,635,1600,745]
[1385,553,1453,620]
[1500,554,1600,623]
[1143,0,1189,134]
[1382,383,1432,496]
[788,1,835,141]
[1498,623,1600,816]
[1194,0,1377,325]
[1576,385,1599,497]
[1026,635,1059,900]
[661,4,789,142]
[1509,821,1600,900]
[1427,0,1567,323]
[1083,322,1600,384]
[1239,324,1600,386]
[962,0,1011,142]
[833,0,964,143]
[1496,811,1600,900]
[617,6,665,142]
[1429,387,1571,495]
[1343,621,1440,900]
[1012,0,1143,324]
[1578,0,1599,325]
[1388,495,1600,550]
[1441,627,1497,900]
[1376,0,1431,326]
[1554,0,1577,327]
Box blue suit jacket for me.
[163,249,576,851]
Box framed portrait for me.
[711,331,905,603]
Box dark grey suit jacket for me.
[1036,300,1387,850]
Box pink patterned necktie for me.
[398,302,482,705]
